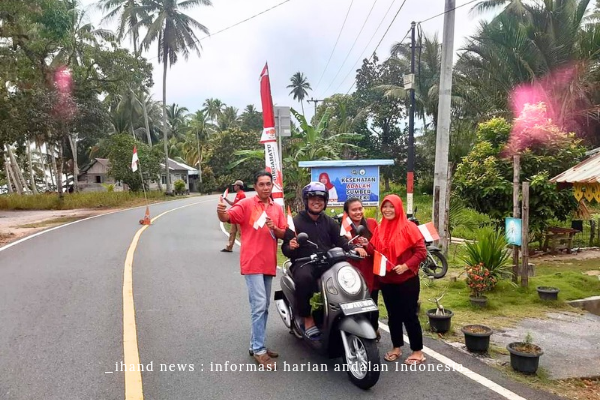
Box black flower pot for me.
[426,309,454,333]
[461,325,493,352]
[469,296,488,308]
[507,342,543,374]
[537,286,559,301]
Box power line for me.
[145,0,294,61]
[418,0,478,24]
[314,0,355,92]
[346,0,410,94]
[319,0,380,97]
[333,0,399,94]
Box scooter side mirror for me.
[297,232,308,245]
[355,225,366,236]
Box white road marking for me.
[378,322,527,400]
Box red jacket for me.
[378,240,427,285]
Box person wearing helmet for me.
[282,182,367,339]
[221,180,246,252]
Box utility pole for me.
[307,98,324,120]
[433,0,455,251]
[406,21,416,217]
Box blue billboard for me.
[505,217,522,246]
[310,166,380,207]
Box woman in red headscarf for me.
[371,194,427,364]
[318,172,338,202]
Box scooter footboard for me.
[339,315,377,340]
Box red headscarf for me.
[318,172,334,190]
[371,194,423,263]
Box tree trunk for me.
[6,153,23,194]
[4,155,14,194]
[50,146,58,190]
[6,145,28,194]
[57,137,64,199]
[142,98,152,146]
[162,53,171,194]
[26,139,38,194]
[37,142,50,191]
[67,133,79,193]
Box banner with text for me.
[310,166,380,207]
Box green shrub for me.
[461,228,512,280]
[174,179,186,194]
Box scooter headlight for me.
[337,266,362,295]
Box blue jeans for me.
[245,274,273,355]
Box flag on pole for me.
[287,206,296,234]
[131,146,139,172]
[259,63,284,208]
[418,222,440,242]
[373,250,391,277]
[339,212,353,238]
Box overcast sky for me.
[82,0,495,120]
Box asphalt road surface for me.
[0,195,565,400]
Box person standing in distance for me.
[216,171,287,370]
[221,180,246,252]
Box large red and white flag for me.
[259,63,284,208]
[131,146,139,172]
[418,222,440,242]
[339,212,353,238]
[287,206,296,234]
[373,250,391,277]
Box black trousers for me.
[370,289,380,331]
[291,263,319,318]
[380,276,423,350]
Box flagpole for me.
[130,133,149,206]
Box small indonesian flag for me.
[222,187,229,198]
[249,208,268,230]
[373,250,391,277]
[340,212,353,238]
[131,146,139,172]
[287,206,296,234]
[418,222,440,242]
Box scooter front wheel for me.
[342,334,380,390]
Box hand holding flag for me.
[340,212,353,238]
[373,250,393,277]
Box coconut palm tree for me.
[287,72,312,114]
[202,98,225,124]
[135,0,212,194]
[99,0,144,56]
[218,106,240,131]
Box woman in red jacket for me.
[371,194,427,364]
[343,198,380,339]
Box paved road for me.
[0,195,565,399]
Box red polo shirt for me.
[227,195,286,276]
[233,189,246,205]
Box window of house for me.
[95,175,102,183]
[162,175,166,185]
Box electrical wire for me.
[319,0,380,97]
[313,0,355,92]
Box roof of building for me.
[550,151,600,184]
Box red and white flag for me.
[339,212,353,238]
[287,206,296,234]
[418,222,440,242]
[131,146,139,172]
[259,63,284,208]
[222,187,229,198]
[373,250,391,277]
[253,211,268,230]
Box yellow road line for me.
[123,200,211,400]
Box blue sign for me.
[310,166,380,206]
[505,217,522,246]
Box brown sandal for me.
[384,350,402,362]
[404,355,427,365]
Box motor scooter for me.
[273,228,381,389]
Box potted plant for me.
[461,324,493,352]
[507,333,544,374]
[537,286,560,301]
[426,294,453,333]
[465,263,497,307]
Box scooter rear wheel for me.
[342,334,380,390]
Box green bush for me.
[174,179,186,194]
[461,228,512,280]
